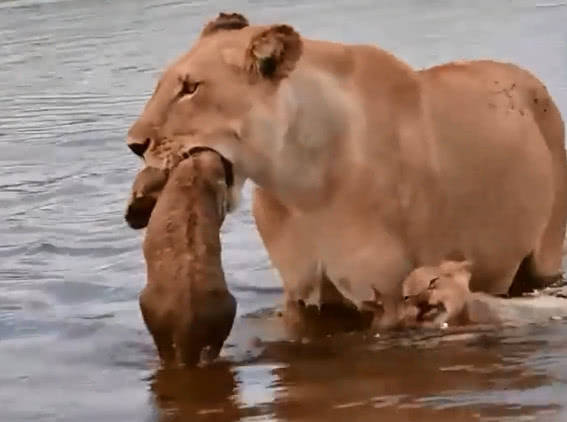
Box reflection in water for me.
[147,319,567,421]
[150,360,285,421]
[150,363,240,421]
[234,364,282,419]
[1,0,567,420]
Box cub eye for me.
[180,80,200,97]
[428,277,439,289]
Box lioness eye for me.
[180,80,200,96]
[428,277,439,289]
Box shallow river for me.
[1,0,567,421]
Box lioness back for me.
[414,60,566,294]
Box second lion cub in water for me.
[402,259,567,328]
[132,151,237,367]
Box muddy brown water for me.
[1,0,567,421]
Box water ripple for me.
[1,1,567,421]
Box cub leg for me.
[139,288,175,365]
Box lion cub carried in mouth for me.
[402,259,567,328]
[130,151,237,367]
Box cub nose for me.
[127,137,151,157]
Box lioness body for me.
[251,46,566,325]
[126,14,566,329]
[136,153,236,366]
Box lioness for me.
[125,12,566,331]
[131,150,237,366]
[403,259,567,328]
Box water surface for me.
[1,0,567,421]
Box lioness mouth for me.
[416,301,446,322]
[183,146,234,188]
[125,147,235,230]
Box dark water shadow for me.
[149,362,241,422]
[145,312,566,421]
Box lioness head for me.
[126,12,303,221]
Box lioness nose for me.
[127,136,151,157]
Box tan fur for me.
[136,152,236,366]
[126,13,567,330]
[403,260,567,327]
[125,166,168,229]
[244,25,303,82]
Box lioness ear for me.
[245,25,302,82]
[201,12,249,37]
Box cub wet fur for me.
[137,152,236,366]
[402,259,567,328]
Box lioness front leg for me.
[252,187,319,300]
[252,187,374,336]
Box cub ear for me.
[440,259,473,274]
[201,12,249,37]
[441,250,473,273]
[443,249,467,263]
[245,25,303,82]
[455,262,473,288]
[460,260,473,273]
[439,259,473,289]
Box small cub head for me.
[402,259,473,325]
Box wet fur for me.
[136,153,236,366]
[403,260,567,328]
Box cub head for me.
[402,259,473,324]
[125,149,233,229]
[125,166,169,229]
[125,12,303,226]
